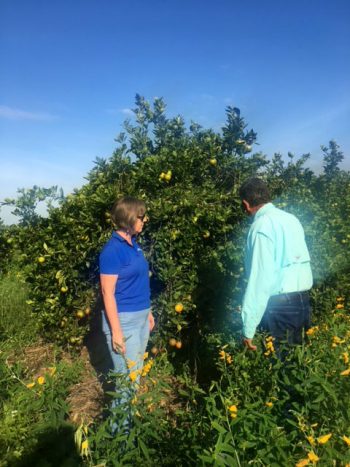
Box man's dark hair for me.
[239,177,271,207]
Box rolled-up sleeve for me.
[241,232,275,339]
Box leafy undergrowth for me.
[1,272,350,466]
[78,296,350,467]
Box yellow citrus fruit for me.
[164,172,172,181]
[60,286,68,293]
[169,338,177,347]
[151,346,159,355]
[76,310,85,319]
[38,256,45,263]
[209,158,217,166]
[175,303,184,313]
[175,341,182,349]
[84,307,91,316]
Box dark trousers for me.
[260,291,311,345]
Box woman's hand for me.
[112,331,126,354]
[148,312,155,332]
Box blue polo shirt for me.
[99,232,151,312]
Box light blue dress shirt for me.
[241,203,313,339]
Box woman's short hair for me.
[110,197,146,231]
[239,177,270,207]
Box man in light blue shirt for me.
[239,178,313,351]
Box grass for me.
[0,272,39,346]
[0,273,85,467]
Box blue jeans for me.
[261,291,311,345]
[101,308,150,431]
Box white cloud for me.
[120,108,134,116]
[105,107,134,117]
[0,105,58,121]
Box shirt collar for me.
[254,202,274,220]
[112,231,136,247]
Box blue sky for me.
[1,0,349,223]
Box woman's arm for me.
[100,274,125,354]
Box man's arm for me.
[241,231,275,344]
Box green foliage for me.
[0,97,349,358]
[1,185,64,226]
[0,272,38,344]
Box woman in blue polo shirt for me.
[99,197,154,388]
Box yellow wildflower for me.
[228,404,238,417]
[143,352,149,360]
[37,376,45,385]
[129,370,139,382]
[219,350,226,360]
[80,439,89,457]
[226,354,233,364]
[337,296,345,302]
[26,382,35,389]
[340,368,350,376]
[266,336,274,342]
[127,359,137,369]
[317,433,332,444]
[81,439,89,449]
[342,435,350,446]
[296,459,309,467]
[307,451,320,463]
[342,352,349,364]
[336,303,344,309]
[265,401,273,407]
[307,435,315,445]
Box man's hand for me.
[243,337,257,351]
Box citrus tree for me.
[1,96,349,359]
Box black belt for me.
[268,291,309,306]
